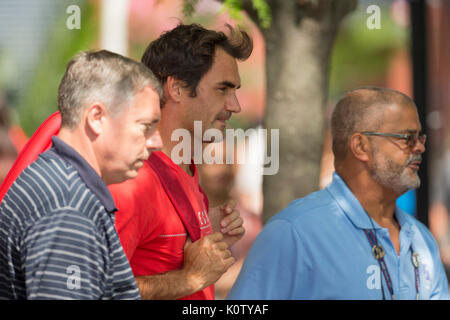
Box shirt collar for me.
[326,172,411,231]
[49,136,117,213]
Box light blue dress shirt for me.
[227,173,449,300]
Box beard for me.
[369,147,421,195]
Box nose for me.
[226,92,241,114]
[412,136,425,154]
[146,129,163,152]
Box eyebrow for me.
[397,129,422,134]
[217,81,241,90]
[139,117,160,125]
[151,116,161,124]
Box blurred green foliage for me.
[16,1,98,136]
[10,0,408,135]
[328,6,409,101]
[183,0,271,28]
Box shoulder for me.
[3,153,86,215]
[400,209,439,249]
[18,151,72,182]
[23,206,105,246]
[269,188,339,227]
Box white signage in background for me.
[100,0,130,55]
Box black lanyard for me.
[363,228,421,300]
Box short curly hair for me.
[141,23,253,98]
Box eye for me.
[405,135,415,147]
[142,123,152,135]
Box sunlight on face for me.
[101,86,162,185]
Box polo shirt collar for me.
[326,172,411,231]
[50,136,117,213]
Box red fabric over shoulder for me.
[0,111,61,204]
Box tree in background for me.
[188,0,357,222]
[10,0,360,223]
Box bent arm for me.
[136,232,234,300]
[135,269,202,300]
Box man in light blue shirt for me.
[228,87,449,300]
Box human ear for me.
[166,76,185,102]
[85,102,106,136]
[349,133,370,162]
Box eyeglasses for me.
[361,131,426,148]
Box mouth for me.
[216,112,232,125]
[215,119,229,130]
[407,160,421,171]
[216,118,228,125]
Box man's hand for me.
[209,200,245,248]
[182,232,235,293]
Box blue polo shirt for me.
[0,136,140,299]
[227,173,449,300]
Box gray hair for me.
[58,50,162,128]
[331,86,416,159]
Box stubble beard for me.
[370,149,421,196]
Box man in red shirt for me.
[109,23,253,299]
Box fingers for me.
[214,241,228,251]
[220,199,237,213]
[204,234,234,263]
[205,232,224,242]
[182,233,235,290]
[224,256,235,268]
[217,245,235,266]
[226,226,245,236]
[220,210,243,234]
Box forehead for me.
[126,86,161,119]
[378,103,421,132]
[200,48,240,86]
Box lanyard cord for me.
[363,217,421,300]
[363,229,392,299]
[412,250,421,300]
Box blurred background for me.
[0,0,448,298]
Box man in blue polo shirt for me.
[0,50,163,299]
[228,87,449,300]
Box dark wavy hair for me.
[141,23,253,98]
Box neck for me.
[158,111,194,175]
[57,127,102,178]
[337,168,399,228]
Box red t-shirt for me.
[109,151,214,300]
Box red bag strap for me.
[148,153,201,241]
[0,111,61,204]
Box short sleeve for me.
[22,208,108,300]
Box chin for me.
[115,171,139,185]
[126,170,139,180]
[393,178,420,196]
